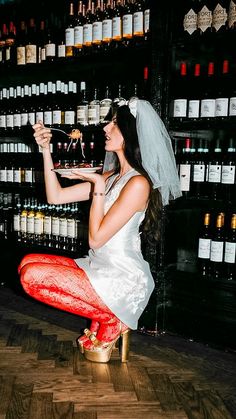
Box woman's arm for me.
[89,175,150,249]
[33,122,92,204]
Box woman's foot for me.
[76,321,100,353]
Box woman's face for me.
[103,116,124,153]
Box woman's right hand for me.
[32,121,52,149]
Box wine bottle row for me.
[0,0,150,68]
[0,76,148,132]
[175,137,236,201]
[170,60,236,122]
[182,0,235,38]
[197,211,235,281]
[0,193,88,253]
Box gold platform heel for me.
[83,329,130,363]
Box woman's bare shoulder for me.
[125,174,150,194]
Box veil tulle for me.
[103,98,182,206]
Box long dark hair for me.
[106,103,163,242]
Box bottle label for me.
[36,111,44,122]
[52,217,60,235]
[102,19,112,41]
[58,44,66,58]
[65,28,75,46]
[74,26,83,47]
[197,6,212,32]
[20,215,27,233]
[144,9,150,33]
[83,24,93,45]
[228,0,236,28]
[44,216,52,234]
[21,113,28,126]
[67,219,76,238]
[0,50,2,63]
[92,21,103,43]
[27,217,35,234]
[35,218,44,235]
[173,99,187,117]
[133,11,144,36]
[45,43,56,57]
[59,219,67,237]
[221,165,235,184]
[215,98,229,117]
[41,47,46,62]
[13,169,21,183]
[0,168,7,182]
[0,115,6,128]
[65,111,75,125]
[193,164,205,182]
[224,241,236,264]
[6,114,14,128]
[183,8,197,35]
[25,169,34,183]
[198,238,211,259]
[112,17,122,39]
[188,100,200,118]
[229,97,236,116]
[13,214,20,232]
[14,114,22,127]
[6,169,14,182]
[17,46,26,65]
[77,106,88,125]
[122,14,133,38]
[88,105,100,125]
[26,44,37,64]
[100,103,112,122]
[212,4,227,31]
[179,164,191,191]
[208,164,222,183]
[200,99,216,117]
[28,112,36,125]
[44,111,53,125]
[210,240,224,262]
[53,110,62,125]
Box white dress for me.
[75,169,155,330]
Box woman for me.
[18,98,181,363]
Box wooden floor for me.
[0,287,235,419]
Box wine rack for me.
[162,0,236,349]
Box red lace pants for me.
[18,253,127,342]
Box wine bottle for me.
[16,20,27,66]
[112,0,123,48]
[191,138,206,198]
[102,0,113,51]
[65,1,75,58]
[25,18,37,65]
[215,59,230,119]
[179,137,192,198]
[221,137,236,201]
[188,62,201,120]
[200,61,216,120]
[171,61,188,123]
[198,212,211,277]
[83,0,94,54]
[77,81,89,126]
[207,136,223,199]
[210,212,225,279]
[74,0,84,56]
[37,19,46,64]
[133,0,144,46]
[100,85,112,123]
[5,21,16,66]
[224,213,236,280]
[122,0,133,47]
[88,87,100,126]
[92,0,103,52]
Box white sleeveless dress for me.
[75,169,155,330]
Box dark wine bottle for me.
[207,136,223,199]
[171,61,188,123]
[209,212,225,279]
[197,212,211,277]
[188,62,201,120]
[221,137,236,202]
[200,61,216,121]
[179,137,192,198]
[224,213,236,281]
[191,138,206,198]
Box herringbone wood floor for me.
[0,286,235,419]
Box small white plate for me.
[52,167,102,175]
